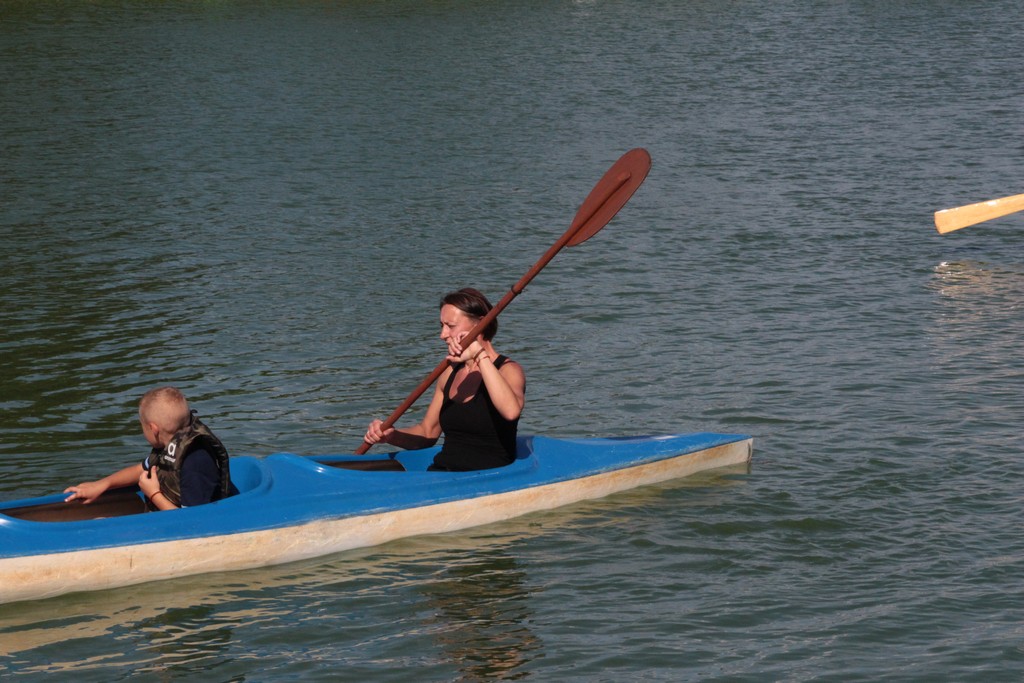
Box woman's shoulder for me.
[436,363,457,388]
[495,355,524,373]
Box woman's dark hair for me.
[440,288,497,340]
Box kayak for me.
[0,432,752,605]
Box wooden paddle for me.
[934,192,1024,234]
[355,148,652,454]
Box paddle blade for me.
[934,192,1024,234]
[567,148,652,246]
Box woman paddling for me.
[364,288,526,471]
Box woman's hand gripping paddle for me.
[355,148,652,454]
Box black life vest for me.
[149,411,232,507]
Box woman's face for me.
[439,304,476,346]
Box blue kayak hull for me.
[0,432,752,604]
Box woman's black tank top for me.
[434,355,519,471]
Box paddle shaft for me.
[355,156,645,455]
[934,192,1024,234]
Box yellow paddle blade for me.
[934,192,1024,234]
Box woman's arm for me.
[478,355,525,421]
[448,335,525,422]
[365,370,448,450]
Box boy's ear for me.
[143,420,160,440]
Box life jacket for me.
[148,411,232,507]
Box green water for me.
[2,0,1023,679]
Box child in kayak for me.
[64,386,236,510]
[363,288,526,471]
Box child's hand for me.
[137,469,160,498]
[63,481,105,504]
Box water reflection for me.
[0,573,286,663]
[133,603,238,677]
[0,530,545,676]
[929,260,1024,344]
[926,260,1024,438]
[931,260,1024,303]
[419,548,541,681]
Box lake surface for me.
[2,0,1023,680]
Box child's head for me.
[138,386,191,448]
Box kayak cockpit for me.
[0,487,148,522]
[309,436,536,473]
[316,456,406,472]
[0,455,272,523]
